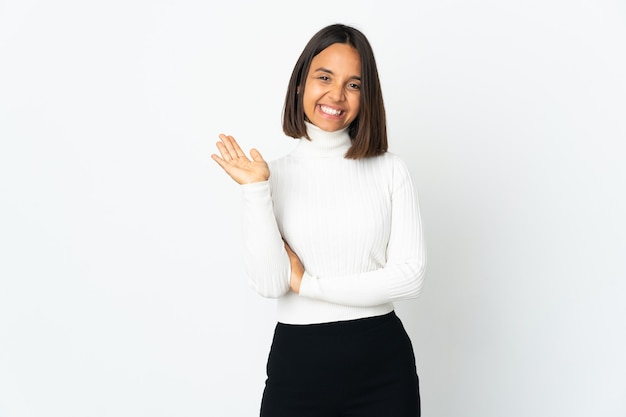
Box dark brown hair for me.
[282,24,387,159]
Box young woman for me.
[212,23,427,417]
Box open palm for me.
[212,134,270,184]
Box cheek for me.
[302,93,315,113]
[302,93,316,121]
[302,88,316,110]
[350,96,361,114]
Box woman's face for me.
[302,43,361,132]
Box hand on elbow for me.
[283,241,304,294]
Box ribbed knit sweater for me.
[241,122,426,325]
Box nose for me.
[328,83,345,102]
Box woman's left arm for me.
[288,157,427,307]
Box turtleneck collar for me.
[291,122,352,158]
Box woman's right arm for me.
[240,181,291,297]
[212,134,291,298]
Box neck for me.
[291,122,352,158]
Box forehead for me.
[310,43,361,74]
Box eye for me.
[348,82,361,90]
[318,75,330,81]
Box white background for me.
[1,0,625,416]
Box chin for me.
[317,121,346,132]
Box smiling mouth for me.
[319,105,344,117]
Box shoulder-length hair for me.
[282,24,387,159]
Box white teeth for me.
[320,105,342,116]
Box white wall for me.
[1,0,624,416]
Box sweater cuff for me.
[241,180,270,200]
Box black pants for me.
[260,311,420,417]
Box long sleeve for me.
[240,123,427,324]
[241,181,291,298]
[297,157,427,307]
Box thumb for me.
[250,148,265,162]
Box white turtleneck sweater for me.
[241,122,426,325]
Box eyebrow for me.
[313,67,361,81]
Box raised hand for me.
[211,134,270,184]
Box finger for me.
[215,141,232,162]
[220,134,245,160]
[217,134,235,160]
[211,153,228,169]
[227,135,247,159]
[283,240,294,254]
[250,148,265,162]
